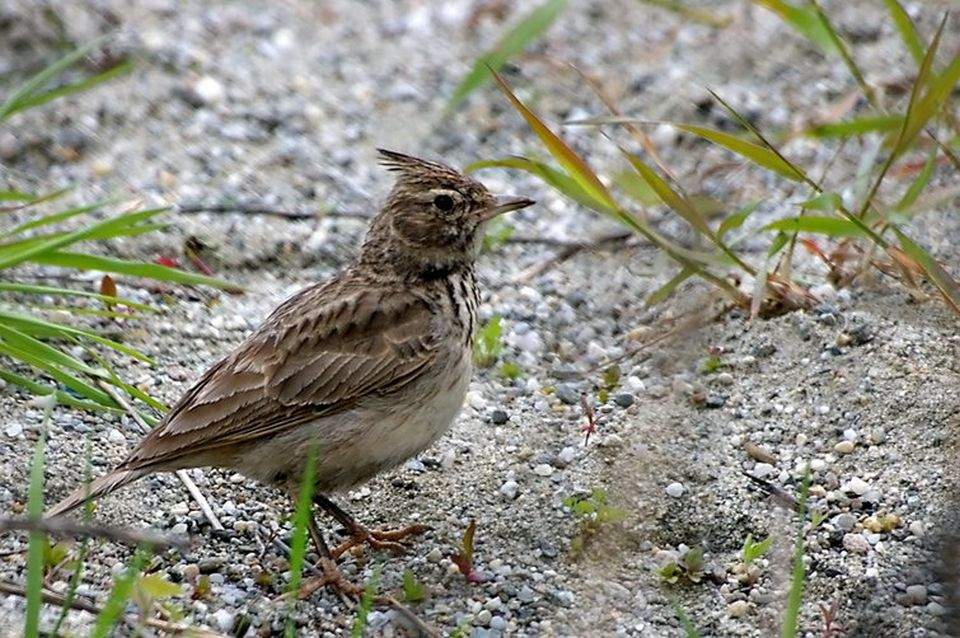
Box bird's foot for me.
[298,556,365,599]
[331,523,431,559]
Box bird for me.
[47,149,534,594]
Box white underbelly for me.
[232,358,472,491]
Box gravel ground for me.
[1,1,959,636]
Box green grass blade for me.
[895,14,949,157]
[0,36,110,121]
[807,0,876,107]
[612,169,660,205]
[4,61,133,117]
[621,151,711,235]
[638,0,730,27]
[285,447,318,638]
[753,0,837,55]
[0,322,103,377]
[883,0,924,65]
[0,341,115,405]
[0,310,154,363]
[672,599,701,638]
[91,548,150,638]
[646,267,695,306]
[780,468,811,638]
[0,202,105,239]
[0,282,154,312]
[51,436,93,636]
[0,367,120,412]
[893,228,960,316]
[0,207,168,270]
[492,70,617,211]
[350,566,382,638]
[23,415,48,638]
[804,114,903,139]
[447,0,566,111]
[468,157,615,213]
[895,146,937,214]
[763,216,868,237]
[0,190,38,202]
[30,251,241,292]
[675,124,805,181]
[718,202,761,240]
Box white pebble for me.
[665,482,684,498]
[842,476,870,496]
[212,609,235,632]
[499,480,519,500]
[107,428,126,444]
[194,76,225,104]
[533,463,554,477]
[4,423,23,438]
[753,463,775,478]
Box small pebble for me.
[489,409,509,425]
[499,480,519,500]
[727,600,749,617]
[555,385,580,405]
[612,393,635,408]
[902,584,927,606]
[842,533,870,554]
[842,477,870,496]
[833,513,857,532]
[665,482,684,498]
[4,423,22,438]
[533,464,554,477]
[834,440,855,454]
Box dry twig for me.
[0,580,228,637]
[0,517,190,550]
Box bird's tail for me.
[45,469,145,518]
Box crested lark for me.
[48,149,533,594]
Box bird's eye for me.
[433,194,454,212]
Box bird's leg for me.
[294,498,364,599]
[313,493,430,559]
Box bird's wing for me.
[120,281,440,470]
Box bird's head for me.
[359,149,533,278]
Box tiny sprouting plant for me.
[658,546,706,585]
[498,360,523,380]
[402,569,426,603]
[474,315,503,368]
[563,488,627,554]
[350,566,381,638]
[450,519,482,583]
[741,534,774,566]
[597,365,620,403]
[580,394,598,445]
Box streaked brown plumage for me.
[47,150,533,593]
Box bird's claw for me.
[331,523,431,559]
[299,557,365,599]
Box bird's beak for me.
[479,196,535,222]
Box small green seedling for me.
[351,566,382,638]
[402,569,426,603]
[563,488,627,553]
[474,315,503,368]
[498,360,523,380]
[741,534,773,565]
[658,546,706,584]
[597,365,621,403]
